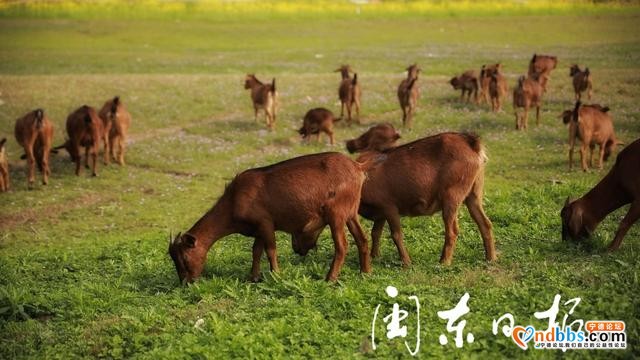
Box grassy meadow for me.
[0,1,639,358]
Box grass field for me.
[1,2,639,358]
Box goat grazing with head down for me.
[0,138,9,192]
[397,64,420,128]
[14,109,55,187]
[56,105,104,177]
[98,96,131,165]
[513,75,544,130]
[561,138,639,251]
[298,108,339,145]
[560,101,620,172]
[346,123,400,154]
[528,53,558,92]
[336,65,361,125]
[570,64,593,101]
[244,74,277,130]
[450,70,479,103]
[168,152,372,283]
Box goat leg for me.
[439,204,460,265]
[346,217,371,274]
[250,238,264,282]
[326,219,348,281]
[608,201,640,251]
[370,219,385,258]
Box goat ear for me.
[182,233,196,248]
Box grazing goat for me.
[0,138,9,192]
[56,105,104,177]
[488,70,508,112]
[354,132,496,266]
[98,96,131,165]
[346,123,400,153]
[169,152,371,283]
[244,74,277,130]
[397,64,420,128]
[513,75,544,129]
[570,64,593,101]
[528,53,558,91]
[336,65,361,125]
[479,63,502,104]
[561,138,640,251]
[298,108,339,145]
[450,70,478,103]
[560,101,620,172]
[14,109,54,187]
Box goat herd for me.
[170,53,638,283]
[1,53,638,284]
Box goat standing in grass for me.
[56,105,104,177]
[560,101,620,172]
[299,108,339,146]
[528,53,558,92]
[244,74,277,130]
[99,96,131,165]
[336,65,361,125]
[570,64,593,101]
[398,64,420,128]
[450,70,478,103]
[513,75,544,129]
[14,109,54,187]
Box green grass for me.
[1,5,640,359]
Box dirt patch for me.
[0,193,103,231]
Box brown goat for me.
[397,64,420,128]
[244,74,277,130]
[570,65,593,101]
[298,108,339,145]
[0,138,9,192]
[513,75,544,130]
[450,70,478,103]
[346,123,400,154]
[479,63,502,104]
[354,132,496,266]
[14,109,55,187]
[168,152,371,283]
[56,105,104,177]
[561,138,640,250]
[98,96,131,165]
[336,65,361,125]
[488,71,508,112]
[560,101,619,172]
[528,53,558,91]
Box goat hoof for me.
[92,173,98,177]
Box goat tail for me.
[460,132,487,163]
[601,106,610,113]
[352,73,358,85]
[0,137,6,148]
[584,67,590,78]
[270,78,276,93]
[572,100,582,122]
[34,108,44,128]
